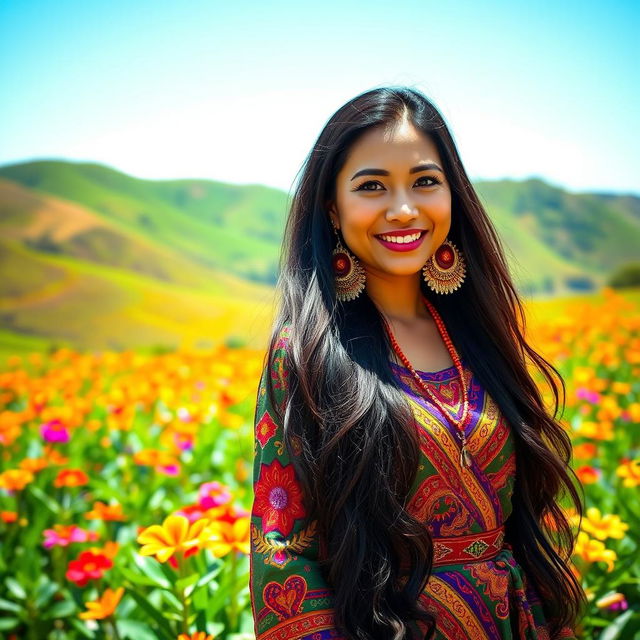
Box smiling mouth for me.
[375,230,426,244]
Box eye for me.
[352,176,442,192]
[415,175,441,187]
[353,180,384,191]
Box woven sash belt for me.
[431,524,506,567]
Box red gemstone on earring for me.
[435,246,454,269]
[332,252,351,277]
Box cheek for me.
[338,197,378,234]
[426,191,452,219]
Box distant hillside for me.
[0,159,287,285]
[474,178,640,294]
[1,159,639,353]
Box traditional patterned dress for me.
[250,326,577,640]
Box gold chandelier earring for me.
[331,224,366,301]
[422,238,466,294]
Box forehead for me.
[341,120,440,170]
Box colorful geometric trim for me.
[257,609,344,640]
[432,525,506,566]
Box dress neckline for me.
[389,359,463,382]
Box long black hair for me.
[265,86,586,639]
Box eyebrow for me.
[350,163,443,181]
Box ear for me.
[328,205,340,230]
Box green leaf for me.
[175,572,200,594]
[35,580,58,608]
[117,619,160,640]
[194,565,223,590]
[0,617,19,630]
[119,566,163,588]
[27,484,60,515]
[126,591,175,640]
[599,610,635,640]
[160,590,182,612]
[0,597,22,613]
[131,553,172,589]
[41,598,77,619]
[5,577,26,600]
[68,617,97,639]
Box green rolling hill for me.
[0,159,638,355]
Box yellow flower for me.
[616,459,640,488]
[0,469,34,491]
[78,587,124,620]
[137,515,210,563]
[177,633,214,640]
[573,532,617,572]
[198,517,250,557]
[595,592,627,609]
[581,508,629,541]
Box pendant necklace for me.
[381,294,473,468]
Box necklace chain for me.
[381,294,473,468]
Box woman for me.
[249,86,586,640]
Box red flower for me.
[253,458,305,537]
[66,550,113,587]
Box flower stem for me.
[178,552,190,635]
[108,615,123,640]
[228,550,238,631]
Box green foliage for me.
[608,263,640,288]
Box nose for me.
[386,200,418,223]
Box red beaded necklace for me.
[381,294,473,468]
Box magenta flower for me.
[198,481,232,509]
[43,525,99,549]
[173,432,194,451]
[174,503,209,523]
[40,419,70,443]
[576,387,600,404]
[158,464,180,476]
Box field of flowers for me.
[0,287,638,639]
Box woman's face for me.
[330,119,452,281]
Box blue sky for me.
[1,0,638,195]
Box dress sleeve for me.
[249,326,345,640]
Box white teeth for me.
[379,232,422,243]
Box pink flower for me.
[576,387,601,404]
[158,464,180,476]
[174,503,209,523]
[173,433,194,451]
[43,524,100,549]
[40,419,70,443]
[198,481,232,510]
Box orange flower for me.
[88,541,120,560]
[0,469,34,491]
[575,465,600,484]
[198,516,250,557]
[572,443,597,460]
[133,449,179,468]
[1,511,18,523]
[78,587,124,620]
[137,514,209,563]
[85,501,126,522]
[177,632,214,640]
[19,457,49,473]
[54,469,89,488]
[44,447,69,466]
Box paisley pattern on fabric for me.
[249,324,577,639]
